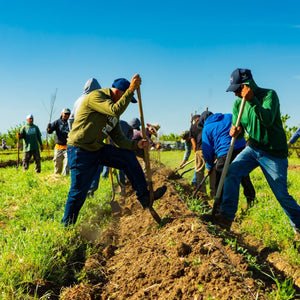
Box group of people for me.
[17,74,167,226]
[178,68,300,245]
[14,68,300,244]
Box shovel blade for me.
[110,200,122,213]
[148,206,161,224]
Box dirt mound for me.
[61,164,299,299]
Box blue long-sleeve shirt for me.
[202,113,246,170]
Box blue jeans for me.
[62,145,148,226]
[221,145,300,230]
[88,164,104,193]
[102,166,109,178]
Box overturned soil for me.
[60,163,300,300]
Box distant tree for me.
[160,133,180,141]
[0,123,25,148]
[281,113,298,142]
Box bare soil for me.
[60,163,299,300]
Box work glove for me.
[287,141,291,147]
[17,132,21,138]
[47,123,51,132]
[40,145,44,152]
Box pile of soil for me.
[61,163,299,299]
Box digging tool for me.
[167,159,195,179]
[179,167,194,177]
[192,173,209,199]
[16,134,20,171]
[174,158,195,173]
[137,86,161,224]
[290,146,300,150]
[112,168,122,193]
[212,97,247,215]
[108,167,122,213]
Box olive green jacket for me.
[232,79,288,158]
[67,88,138,151]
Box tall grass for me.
[0,160,112,298]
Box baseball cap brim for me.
[131,97,137,103]
[226,83,241,92]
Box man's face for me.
[27,118,33,125]
[234,85,243,98]
[62,113,70,120]
[112,89,125,103]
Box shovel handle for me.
[214,97,246,203]
[137,87,154,202]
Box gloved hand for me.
[17,132,21,138]
[40,145,44,152]
[47,123,51,132]
[287,141,291,147]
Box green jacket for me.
[19,124,43,152]
[67,88,139,151]
[232,79,288,158]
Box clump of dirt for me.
[60,163,299,299]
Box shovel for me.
[108,167,122,213]
[212,97,247,215]
[167,159,195,179]
[137,86,162,224]
[16,135,20,171]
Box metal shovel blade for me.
[110,200,122,213]
[148,206,161,224]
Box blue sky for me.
[1,0,300,136]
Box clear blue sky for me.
[1,0,300,136]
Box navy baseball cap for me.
[112,78,137,103]
[226,68,253,92]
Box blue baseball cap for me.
[226,68,252,92]
[112,78,137,103]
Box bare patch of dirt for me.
[288,164,300,171]
[60,163,300,299]
[0,156,53,168]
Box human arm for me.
[289,126,300,145]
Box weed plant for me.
[0,160,112,298]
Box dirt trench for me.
[60,163,299,300]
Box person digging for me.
[201,68,300,250]
[62,74,167,226]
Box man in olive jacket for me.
[202,68,300,247]
[62,74,167,226]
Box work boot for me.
[141,185,167,209]
[200,213,232,231]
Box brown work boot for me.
[200,213,232,231]
[141,185,167,209]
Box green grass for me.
[0,160,112,298]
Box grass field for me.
[0,149,299,298]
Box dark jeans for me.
[215,147,256,208]
[62,145,148,226]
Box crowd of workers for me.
[11,68,300,246]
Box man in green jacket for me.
[201,68,300,245]
[62,74,167,226]
[17,114,44,173]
